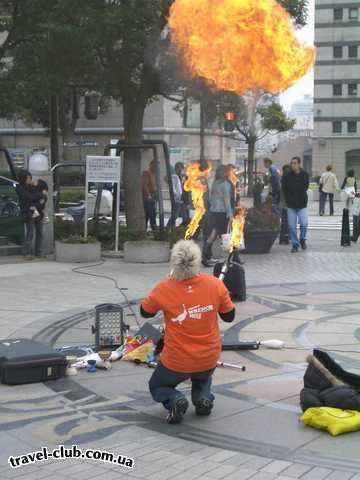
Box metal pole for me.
[84,168,88,240]
[115,179,120,252]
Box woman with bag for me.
[202,165,233,267]
[341,170,357,210]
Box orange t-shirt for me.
[141,274,235,373]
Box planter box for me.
[55,241,101,263]
[124,240,170,263]
[244,230,279,254]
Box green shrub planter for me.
[55,240,101,263]
[124,240,170,263]
[243,230,279,254]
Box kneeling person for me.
[141,240,235,424]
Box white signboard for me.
[86,156,121,183]
[85,156,121,252]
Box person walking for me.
[282,157,310,253]
[141,240,235,424]
[202,165,233,267]
[279,164,291,245]
[264,158,281,215]
[319,165,338,216]
[341,169,357,210]
[15,170,46,259]
[142,160,158,231]
[166,165,183,229]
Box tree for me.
[229,92,295,195]
[0,0,308,230]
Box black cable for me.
[71,261,141,327]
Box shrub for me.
[245,204,280,232]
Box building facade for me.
[313,0,360,180]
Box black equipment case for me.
[0,338,67,385]
[214,255,246,302]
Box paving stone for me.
[171,460,219,479]
[281,463,313,478]
[147,466,183,480]
[207,464,238,478]
[243,456,273,470]
[208,450,238,463]
[223,453,256,466]
[221,468,257,480]
[301,467,333,480]
[262,461,293,474]
[326,471,354,480]
[247,473,278,480]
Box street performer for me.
[141,240,235,424]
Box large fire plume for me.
[169,0,315,95]
[184,162,212,239]
[230,207,246,252]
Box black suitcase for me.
[0,338,67,385]
[214,258,246,302]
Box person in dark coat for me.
[15,170,45,259]
[281,157,309,253]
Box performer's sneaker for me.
[166,397,189,425]
[194,398,214,416]
[300,240,307,250]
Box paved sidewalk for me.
[1,230,360,479]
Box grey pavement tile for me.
[147,466,183,480]
[326,472,354,480]
[208,450,238,463]
[261,461,293,474]
[223,453,257,466]
[221,468,257,480]
[206,464,238,478]
[301,468,333,480]
[281,463,313,478]
[247,473,278,480]
[350,475,360,480]
[243,457,273,470]
[170,456,202,471]
[171,460,220,480]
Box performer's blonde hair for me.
[170,240,201,281]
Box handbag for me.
[300,407,360,436]
[221,223,232,251]
[352,197,360,217]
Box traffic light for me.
[85,92,101,120]
[224,111,236,132]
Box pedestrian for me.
[166,165,183,229]
[141,239,235,424]
[264,158,281,215]
[175,162,190,225]
[279,164,291,245]
[341,169,357,210]
[202,165,233,267]
[15,170,46,259]
[281,157,309,253]
[319,165,338,216]
[142,160,158,231]
[225,164,237,211]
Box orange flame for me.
[230,207,246,252]
[169,0,315,95]
[184,162,212,239]
[227,166,238,187]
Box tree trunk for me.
[247,139,255,197]
[123,98,147,233]
[49,95,59,167]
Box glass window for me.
[334,8,343,20]
[333,46,343,58]
[348,84,358,96]
[349,8,358,20]
[349,46,358,58]
[333,121,342,134]
[333,84,342,96]
[348,121,357,133]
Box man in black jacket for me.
[281,157,309,253]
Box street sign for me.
[85,156,121,252]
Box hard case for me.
[0,338,67,385]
